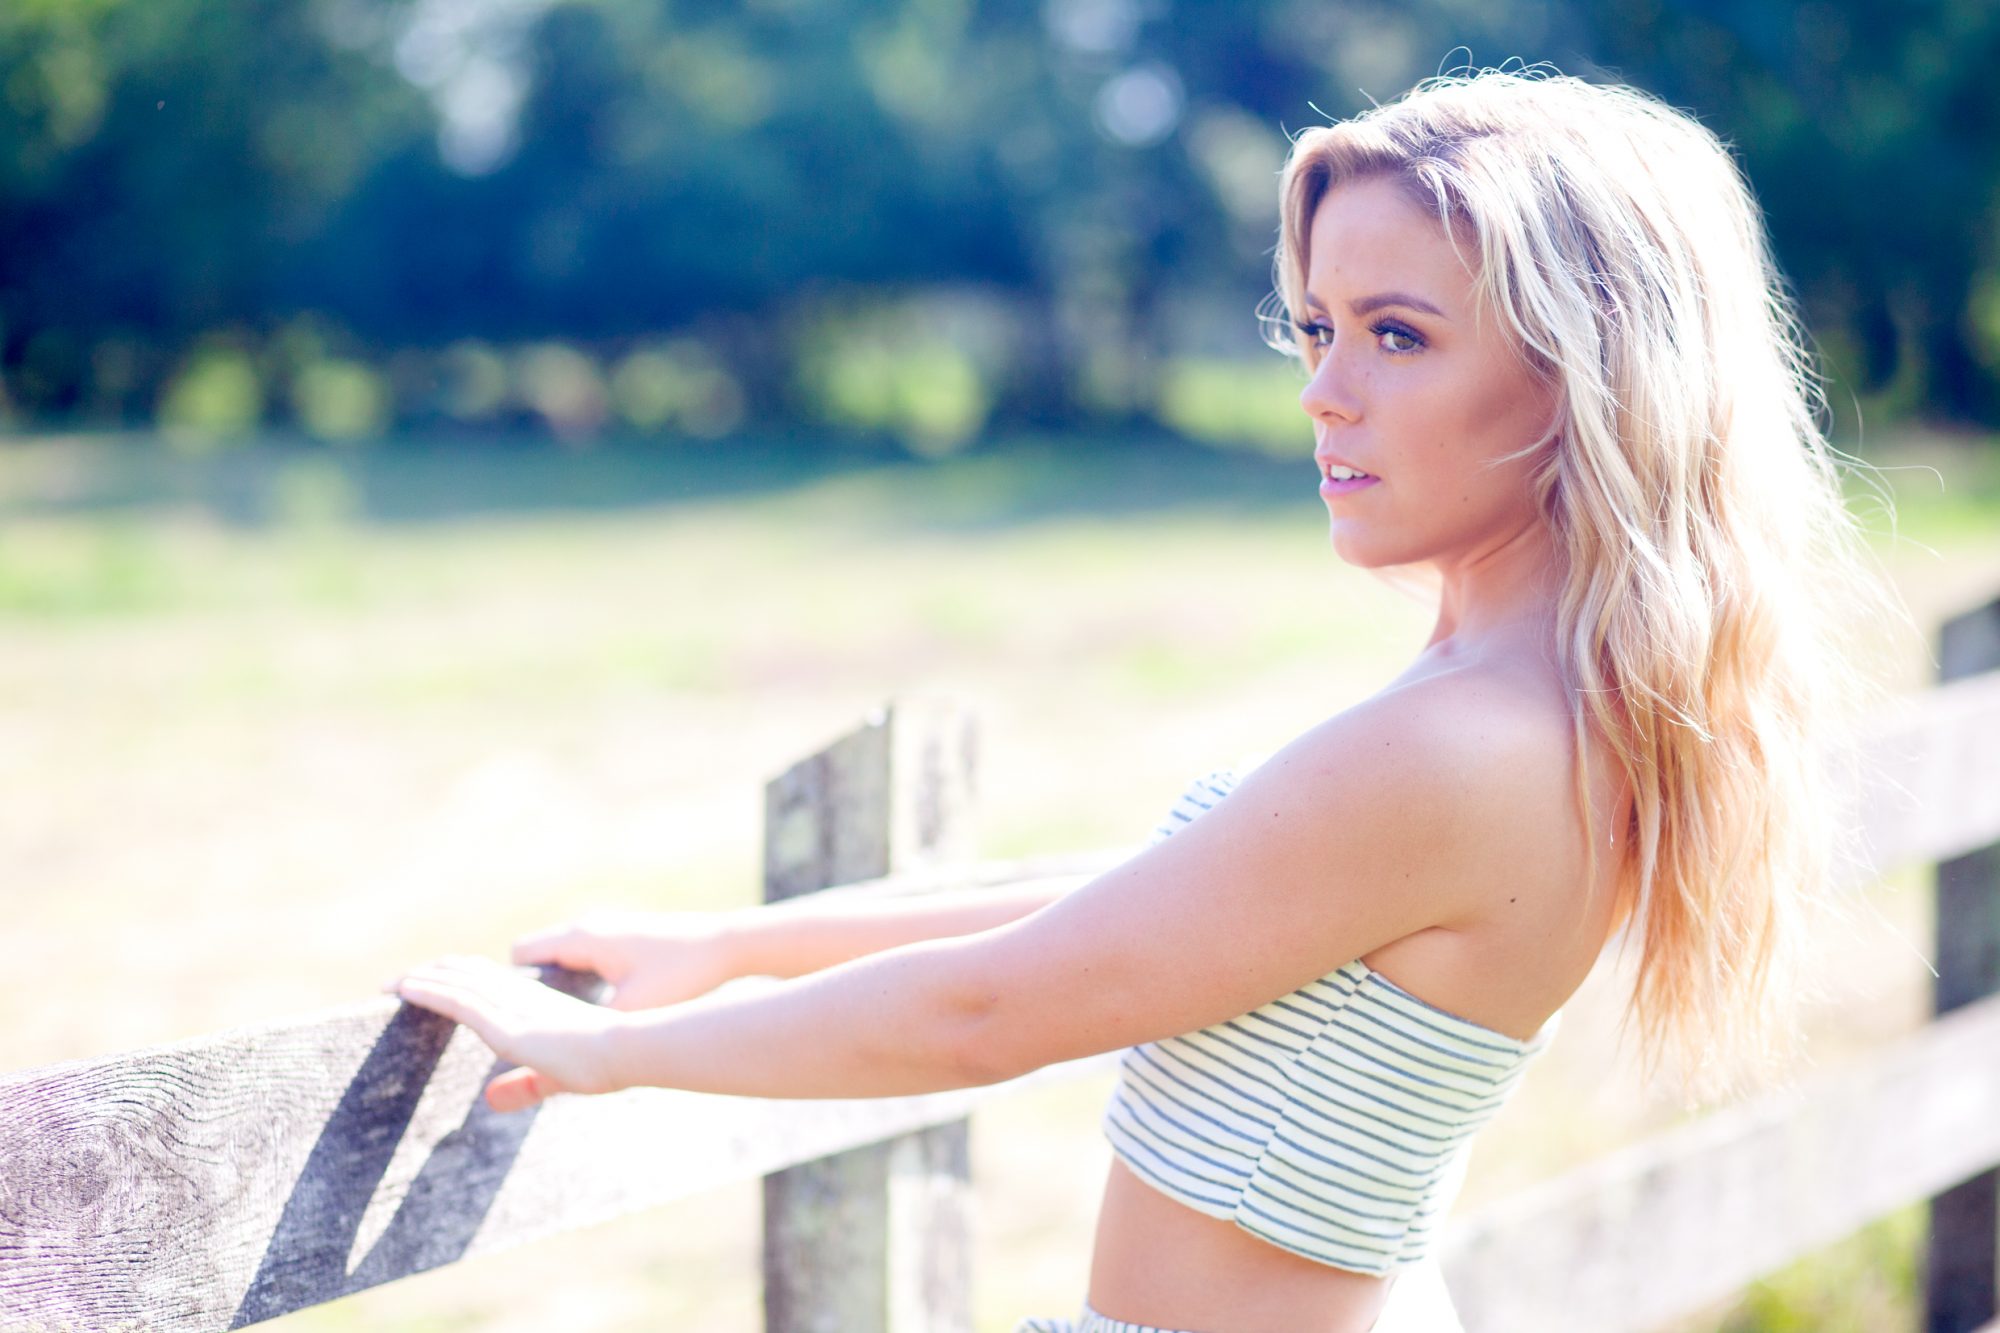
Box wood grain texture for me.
[1928,596,2000,1333]
[0,977,1109,1332]
[0,967,600,1332]
[762,697,978,1333]
[1443,991,2000,1333]
[1855,668,2000,881]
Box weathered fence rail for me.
[4,597,2000,1333]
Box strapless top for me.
[1099,767,1559,1276]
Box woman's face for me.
[1296,174,1557,573]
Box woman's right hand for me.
[510,909,747,1011]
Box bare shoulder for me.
[1369,659,1579,799]
[1255,658,1586,905]
[933,644,1630,1076]
[949,654,1605,1073]
[1286,658,1620,1036]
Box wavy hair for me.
[1268,67,1892,1095]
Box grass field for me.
[6,426,1999,1331]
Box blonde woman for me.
[392,66,1882,1333]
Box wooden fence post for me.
[760,697,979,1333]
[1927,595,2000,1333]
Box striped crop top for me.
[1100,767,1559,1277]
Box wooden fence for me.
[3,599,1999,1333]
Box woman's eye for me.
[1298,318,1422,356]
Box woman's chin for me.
[1326,528,1397,568]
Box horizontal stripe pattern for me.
[1102,768,1559,1277]
[1013,1301,1195,1333]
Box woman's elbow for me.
[919,936,1089,1087]
[943,972,1109,1085]
[941,1004,1039,1086]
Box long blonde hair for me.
[1269,68,1890,1095]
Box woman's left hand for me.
[390,955,629,1113]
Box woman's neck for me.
[1421,520,1564,661]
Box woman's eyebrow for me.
[1351,291,1446,318]
[1302,290,1447,319]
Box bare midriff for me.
[1085,1157,1392,1333]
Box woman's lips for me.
[1319,474,1380,498]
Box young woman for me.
[393,67,1883,1333]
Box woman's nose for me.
[1298,350,1361,424]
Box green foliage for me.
[158,344,263,451]
[292,359,388,442]
[3,0,2000,436]
[1155,357,1312,456]
[517,343,610,443]
[437,342,512,423]
[608,342,744,438]
[892,348,989,457]
[795,300,998,456]
[1709,1204,1922,1332]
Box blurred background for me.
[6,0,2000,1329]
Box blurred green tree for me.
[1,0,1996,439]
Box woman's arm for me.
[392,679,1538,1113]
[391,877,1090,1110]
[501,874,1089,1014]
[391,927,1018,1109]
[724,876,1085,979]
